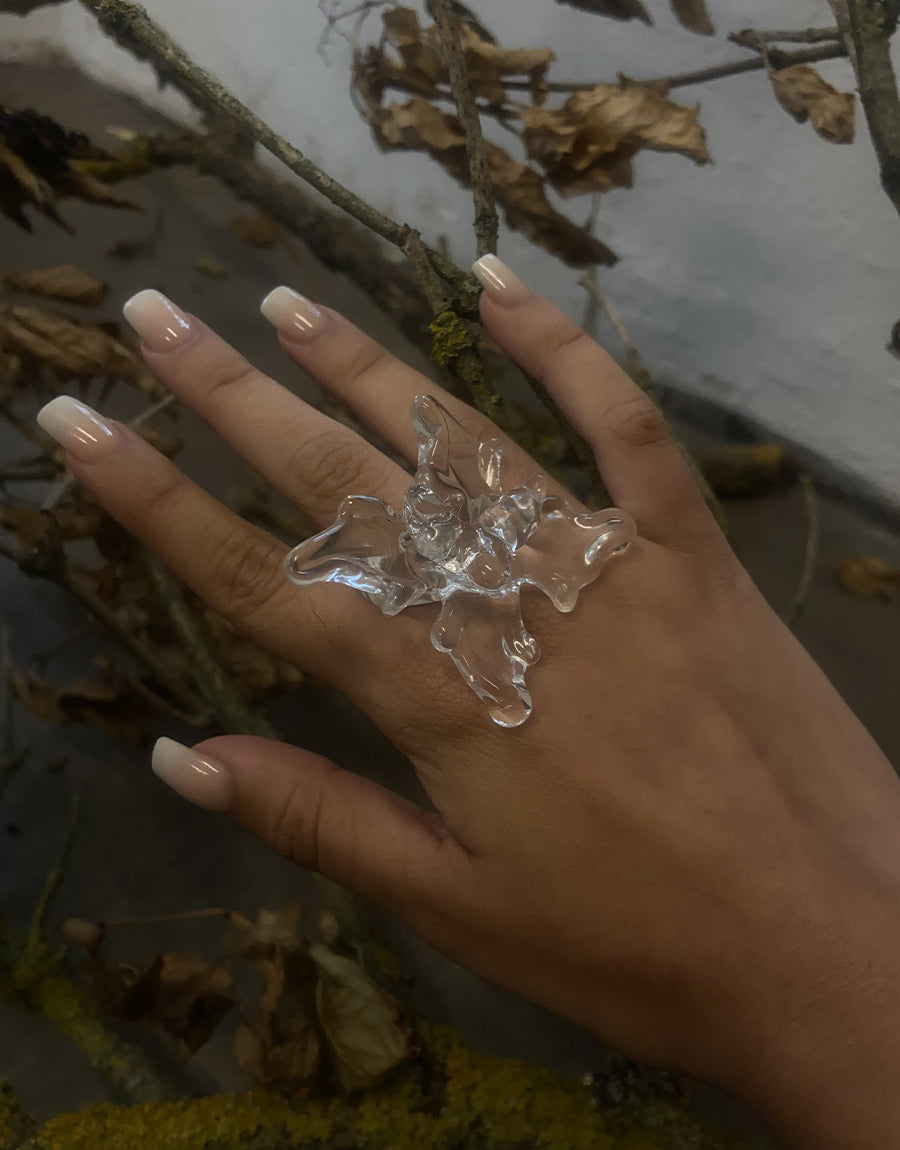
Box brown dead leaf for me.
[770,66,856,144]
[227,211,281,248]
[85,950,233,1060]
[520,83,709,198]
[362,8,553,105]
[0,105,139,233]
[235,946,322,1088]
[0,500,105,549]
[837,555,900,601]
[226,904,303,960]
[3,265,109,308]
[310,943,409,1092]
[13,661,162,744]
[669,0,714,35]
[555,0,651,22]
[0,302,163,396]
[372,99,616,265]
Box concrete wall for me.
[3,0,899,505]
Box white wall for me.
[3,0,900,504]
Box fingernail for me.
[472,254,534,307]
[260,286,327,343]
[123,289,195,352]
[37,396,117,456]
[152,737,234,813]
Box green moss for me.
[429,311,475,368]
[0,1081,38,1150]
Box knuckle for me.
[202,355,258,398]
[207,526,287,620]
[541,315,592,360]
[298,431,380,507]
[271,766,338,872]
[605,395,670,450]
[141,468,185,522]
[341,340,394,392]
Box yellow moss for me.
[429,310,477,367]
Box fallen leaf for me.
[837,555,900,600]
[310,943,409,1092]
[13,660,163,744]
[85,950,233,1061]
[226,904,304,960]
[0,499,105,549]
[0,302,163,396]
[202,610,304,700]
[693,444,797,498]
[235,946,322,1088]
[3,265,109,307]
[61,918,105,951]
[669,0,714,35]
[519,82,710,198]
[0,105,139,232]
[195,256,228,279]
[555,0,651,22]
[227,211,281,248]
[770,65,856,144]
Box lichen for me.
[429,310,476,368]
[23,1024,749,1150]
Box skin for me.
[52,275,900,1148]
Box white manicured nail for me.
[152,737,234,812]
[123,289,195,351]
[37,396,117,455]
[261,286,327,342]
[472,255,534,307]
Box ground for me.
[1,59,900,1148]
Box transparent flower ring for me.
[285,396,636,727]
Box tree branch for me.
[828,0,900,221]
[430,0,499,257]
[76,0,470,295]
[498,42,848,92]
[729,26,841,46]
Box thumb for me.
[151,735,463,912]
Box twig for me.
[430,0,499,257]
[828,0,900,222]
[23,789,82,962]
[729,26,841,47]
[786,473,820,629]
[0,623,27,797]
[143,550,276,739]
[77,0,469,294]
[498,42,848,93]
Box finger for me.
[122,290,410,525]
[259,285,554,491]
[36,396,387,671]
[152,735,467,919]
[472,256,722,551]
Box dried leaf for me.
[310,943,409,1092]
[363,8,553,105]
[372,99,616,266]
[770,65,856,144]
[555,0,651,22]
[61,918,105,950]
[520,83,710,198]
[195,256,228,279]
[669,0,714,35]
[0,105,139,232]
[235,946,322,1088]
[693,444,797,498]
[837,555,900,600]
[0,500,105,549]
[226,904,303,959]
[226,211,281,248]
[0,302,163,396]
[86,950,233,1060]
[13,661,162,744]
[3,265,109,307]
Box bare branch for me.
[828,0,900,221]
[430,0,500,257]
[0,0,66,12]
[729,26,841,47]
[76,0,469,293]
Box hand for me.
[37,257,900,1148]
